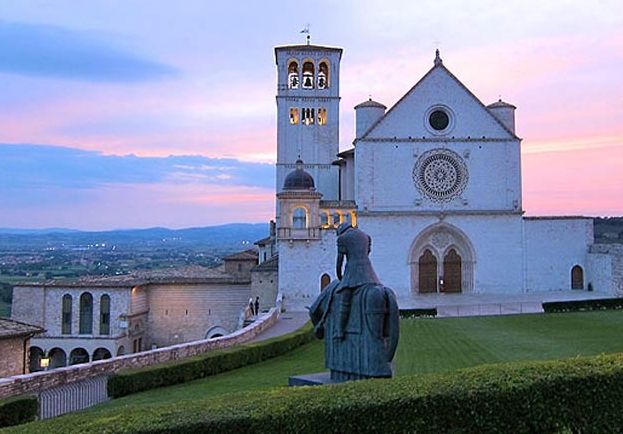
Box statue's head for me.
[336,222,353,236]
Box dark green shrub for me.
[10,354,623,433]
[0,395,38,428]
[400,308,437,318]
[543,297,623,313]
[107,323,314,398]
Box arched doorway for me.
[48,348,67,368]
[69,348,89,365]
[116,346,126,356]
[418,250,437,293]
[92,348,112,361]
[320,273,331,291]
[410,223,475,294]
[571,265,584,289]
[29,346,44,372]
[443,249,462,293]
[205,326,228,339]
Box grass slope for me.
[395,310,623,375]
[6,310,623,432]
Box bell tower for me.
[274,44,342,212]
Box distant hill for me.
[594,217,623,244]
[0,223,269,251]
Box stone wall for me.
[0,304,281,400]
[145,283,251,347]
[589,244,623,294]
[251,269,279,312]
[0,337,27,377]
[524,218,593,292]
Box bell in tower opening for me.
[318,61,329,89]
[302,61,315,89]
[288,60,299,89]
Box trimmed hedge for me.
[543,297,623,313]
[8,353,623,433]
[0,395,38,428]
[400,308,437,318]
[107,323,315,398]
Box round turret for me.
[487,99,516,134]
[354,98,386,139]
[283,160,315,190]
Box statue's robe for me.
[309,280,400,381]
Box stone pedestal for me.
[288,372,338,386]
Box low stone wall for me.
[0,306,280,400]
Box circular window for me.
[413,149,468,201]
[429,110,449,131]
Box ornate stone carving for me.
[431,232,450,249]
[413,149,468,202]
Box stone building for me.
[259,42,622,311]
[11,252,257,371]
[0,318,43,377]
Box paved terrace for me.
[398,290,619,317]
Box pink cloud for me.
[0,182,274,230]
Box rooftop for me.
[0,318,44,339]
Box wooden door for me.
[418,249,437,293]
[443,249,462,293]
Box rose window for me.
[413,149,468,201]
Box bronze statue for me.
[309,223,400,382]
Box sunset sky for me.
[0,0,621,230]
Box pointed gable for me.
[360,60,518,141]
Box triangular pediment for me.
[360,62,517,141]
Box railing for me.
[436,302,544,317]
[39,374,109,420]
[277,227,321,240]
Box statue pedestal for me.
[288,372,338,387]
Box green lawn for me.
[87,310,623,414]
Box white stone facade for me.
[274,44,618,309]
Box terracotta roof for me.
[354,98,386,109]
[14,264,248,288]
[0,318,44,339]
[223,249,258,261]
[254,236,273,246]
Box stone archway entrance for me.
[410,223,475,294]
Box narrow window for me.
[99,294,110,335]
[302,61,314,89]
[288,61,299,88]
[79,292,93,334]
[318,108,327,126]
[318,61,329,88]
[293,207,307,229]
[62,294,72,335]
[302,108,315,125]
[289,108,299,124]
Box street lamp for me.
[40,357,50,370]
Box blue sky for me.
[0,0,621,229]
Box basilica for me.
[259,43,619,310]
